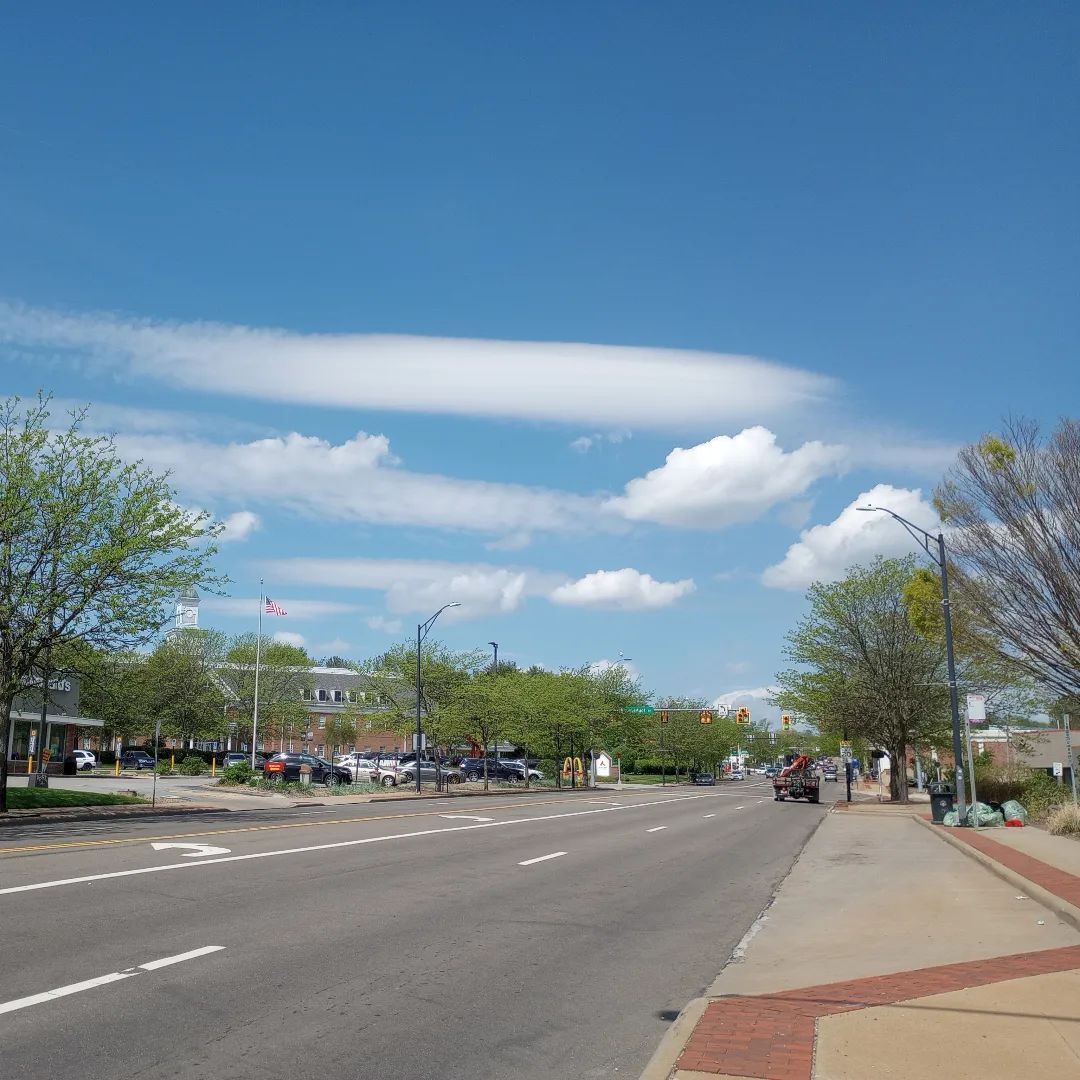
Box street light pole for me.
[488,642,499,774]
[415,603,460,794]
[858,506,968,821]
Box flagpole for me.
[251,581,263,769]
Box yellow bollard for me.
[114,758,120,776]
[27,756,33,774]
[211,757,216,777]
[170,753,175,768]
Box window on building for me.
[317,744,324,756]
[317,688,328,702]
[365,719,373,730]
[318,717,326,729]
[299,688,310,701]
[333,689,343,703]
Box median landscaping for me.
[6,788,146,810]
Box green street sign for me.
[625,705,655,714]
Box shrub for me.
[219,761,255,785]
[155,760,173,776]
[1021,769,1069,819]
[1046,802,1080,837]
[177,754,206,776]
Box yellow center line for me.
[0,794,628,856]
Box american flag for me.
[265,597,287,616]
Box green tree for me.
[775,557,952,802]
[323,714,358,767]
[0,394,223,810]
[223,634,313,752]
[144,629,229,747]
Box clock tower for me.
[174,585,201,632]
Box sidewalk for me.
[643,809,1080,1079]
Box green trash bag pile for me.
[942,810,960,827]
[965,801,1004,828]
[1001,800,1029,825]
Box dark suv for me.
[459,758,524,783]
[263,753,351,786]
[120,750,155,770]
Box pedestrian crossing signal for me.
[699,709,712,725]
[660,710,669,725]
[782,713,793,730]
[736,707,750,725]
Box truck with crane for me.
[772,754,821,803]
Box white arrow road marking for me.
[0,947,225,1016]
[519,851,566,866]
[734,806,745,810]
[646,826,667,833]
[703,814,716,819]
[151,842,231,858]
[438,815,493,822]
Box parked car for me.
[263,753,352,786]
[71,749,97,771]
[120,750,155,770]
[501,758,544,782]
[764,764,780,778]
[692,771,716,786]
[822,762,839,782]
[458,758,526,783]
[335,754,381,783]
[380,756,462,787]
[221,752,268,770]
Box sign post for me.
[965,693,987,829]
[1065,715,1077,806]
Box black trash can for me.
[929,782,955,823]
[63,753,78,777]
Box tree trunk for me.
[889,741,909,803]
[0,695,10,812]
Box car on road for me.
[822,762,839,782]
[71,749,97,771]
[691,771,716,785]
[263,752,352,786]
[120,750,155,770]
[458,758,527,783]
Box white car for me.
[72,749,97,771]
[335,754,380,783]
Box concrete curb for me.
[0,805,223,827]
[913,815,1080,932]
[638,995,708,1080]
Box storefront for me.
[4,673,104,768]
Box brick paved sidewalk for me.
[643,812,1080,1080]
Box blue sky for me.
[1,3,1076,719]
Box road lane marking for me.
[150,842,231,858]
[138,945,225,970]
[438,814,492,822]
[734,806,745,810]
[703,814,716,819]
[0,947,224,1016]
[519,851,566,866]
[0,794,718,896]
[646,826,667,833]
[0,794,632,857]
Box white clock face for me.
[181,608,197,624]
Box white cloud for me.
[550,568,696,610]
[0,300,837,429]
[218,510,261,543]
[201,597,364,619]
[776,499,813,530]
[272,630,306,648]
[315,638,353,658]
[112,430,606,535]
[47,397,273,439]
[570,430,631,453]
[589,657,641,681]
[485,532,533,552]
[762,484,938,590]
[605,427,846,529]
[712,686,779,709]
[366,615,404,635]
[725,660,751,675]
[266,556,564,620]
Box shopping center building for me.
[4,672,104,770]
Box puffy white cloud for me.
[219,510,260,543]
[265,556,564,620]
[549,568,695,610]
[315,638,353,659]
[570,431,631,453]
[113,430,604,535]
[272,631,306,648]
[0,300,836,429]
[762,484,938,590]
[485,532,533,552]
[588,657,641,681]
[712,686,779,710]
[201,597,364,619]
[366,615,404,635]
[605,427,846,529]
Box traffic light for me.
[736,706,750,725]
[782,713,793,730]
[699,709,712,725]
[660,710,669,725]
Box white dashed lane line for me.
[519,852,566,866]
[646,826,668,833]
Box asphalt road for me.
[0,779,832,1079]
